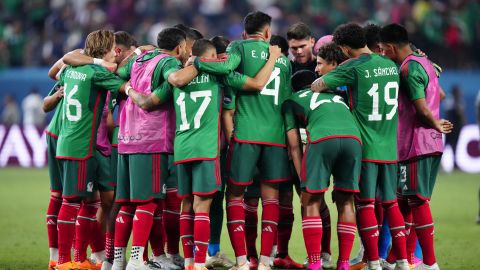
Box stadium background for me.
[0,0,479,269]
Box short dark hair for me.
[291,70,317,92]
[191,38,216,57]
[114,31,138,48]
[317,42,348,64]
[157,28,186,50]
[244,11,272,35]
[174,23,204,40]
[333,23,366,49]
[363,24,381,51]
[210,36,230,54]
[270,35,289,56]
[379,23,409,45]
[286,22,312,40]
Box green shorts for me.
[244,168,261,198]
[357,161,398,203]
[116,153,169,202]
[46,134,62,192]
[177,159,221,197]
[302,138,362,193]
[111,146,118,185]
[228,142,290,185]
[95,150,113,192]
[165,154,178,191]
[279,161,300,194]
[398,155,441,200]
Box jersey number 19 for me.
[367,82,398,121]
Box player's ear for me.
[265,27,271,40]
[310,37,315,47]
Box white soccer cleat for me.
[321,252,334,269]
[152,254,181,270]
[269,245,277,267]
[229,262,250,270]
[257,262,272,270]
[412,263,440,270]
[361,260,381,270]
[126,259,148,270]
[167,254,185,268]
[101,260,113,270]
[205,252,235,268]
[145,260,163,269]
[112,259,127,270]
[394,259,409,270]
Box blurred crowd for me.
[0,0,479,70]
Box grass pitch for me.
[0,168,478,269]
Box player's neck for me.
[398,46,414,64]
[158,49,176,56]
[245,33,267,42]
[350,47,371,58]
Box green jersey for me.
[322,53,399,162]
[194,40,293,146]
[45,83,64,138]
[173,71,246,163]
[56,65,124,159]
[283,89,361,143]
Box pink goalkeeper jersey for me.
[118,52,175,154]
[397,54,443,161]
[96,91,112,156]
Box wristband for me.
[126,86,132,96]
[93,58,104,65]
[134,48,142,56]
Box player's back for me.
[231,39,292,146]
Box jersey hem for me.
[305,187,329,194]
[362,159,398,164]
[261,177,291,183]
[233,136,286,147]
[173,156,218,164]
[333,187,360,193]
[308,135,362,145]
[399,152,443,163]
[228,178,253,186]
[45,131,59,139]
[56,155,92,161]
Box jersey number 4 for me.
[176,90,212,131]
[64,83,82,122]
[367,82,398,121]
[260,67,280,105]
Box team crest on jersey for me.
[87,182,94,192]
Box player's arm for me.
[62,49,117,72]
[168,65,199,87]
[413,99,453,133]
[193,42,242,75]
[283,101,302,177]
[43,84,64,112]
[222,86,236,145]
[48,58,66,80]
[118,45,156,69]
[311,62,355,93]
[126,81,172,111]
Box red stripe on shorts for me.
[215,158,221,186]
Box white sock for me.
[113,247,126,266]
[153,254,167,262]
[93,250,106,262]
[259,255,270,265]
[49,248,58,261]
[368,260,380,269]
[194,262,205,268]
[185,258,194,266]
[130,246,145,261]
[236,255,247,266]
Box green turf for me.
[0,168,478,269]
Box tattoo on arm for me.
[129,90,156,111]
[311,78,328,92]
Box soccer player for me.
[285,43,361,270]
[287,22,317,74]
[193,11,294,270]
[379,23,453,270]
[54,30,127,270]
[311,23,409,270]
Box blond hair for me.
[84,30,115,58]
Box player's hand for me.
[139,45,156,53]
[435,119,453,133]
[102,61,117,72]
[55,87,64,99]
[185,56,196,67]
[269,45,282,59]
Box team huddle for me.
[43,10,453,270]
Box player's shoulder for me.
[275,55,291,71]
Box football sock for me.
[398,196,416,264]
[356,201,380,261]
[410,199,436,266]
[150,201,165,256]
[277,203,294,257]
[337,222,356,265]
[57,200,80,264]
[164,190,181,255]
[320,205,332,255]
[131,201,157,248]
[105,232,114,262]
[260,199,279,258]
[244,199,258,258]
[386,202,407,260]
[74,200,99,262]
[379,218,391,259]
[226,199,247,258]
[90,218,105,254]
[302,216,322,265]
[209,190,224,255]
[180,211,195,263]
[114,205,134,248]
[46,195,62,260]
[194,213,210,266]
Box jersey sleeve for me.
[400,61,428,101]
[116,57,135,80]
[152,81,173,102]
[222,86,236,110]
[321,61,356,89]
[282,103,297,131]
[222,72,247,89]
[194,42,242,75]
[47,81,62,96]
[94,68,125,93]
[162,57,182,81]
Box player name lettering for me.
[276,57,288,67]
[251,50,269,60]
[188,73,210,85]
[364,67,398,78]
[65,70,87,81]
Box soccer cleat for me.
[380,259,395,270]
[54,261,79,270]
[273,255,304,269]
[145,260,162,269]
[168,254,185,268]
[126,259,148,270]
[257,262,272,270]
[49,260,57,270]
[269,246,277,267]
[205,252,235,268]
[249,257,258,270]
[394,260,409,270]
[101,260,113,270]
[412,263,440,270]
[112,258,127,270]
[321,253,334,269]
[360,260,381,270]
[305,261,322,270]
[337,261,349,270]
[152,254,182,269]
[76,259,102,270]
[230,262,250,270]
[349,261,366,270]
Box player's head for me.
[379,23,410,63]
[174,24,204,57]
[291,70,317,92]
[210,35,230,59]
[84,30,116,63]
[114,31,138,64]
[364,24,381,54]
[332,23,367,58]
[313,34,333,55]
[192,38,217,59]
[315,42,348,76]
[287,22,315,64]
[157,27,188,63]
[270,35,289,57]
[243,11,272,41]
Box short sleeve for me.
[222,72,247,89]
[222,86,236,110]
[162,57,182,81]
[152,81,173,102]
[94,68,125,93]
[282,103,297,131]
[321,62,356,89]
[400,61,427,101]
[117,57,135,80]
[194,41,242,75]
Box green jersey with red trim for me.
[322,53,399,162]
[56,65,124,160]
[45,83,64,138]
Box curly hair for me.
[317,42,348,64]
[333,23,366,49]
